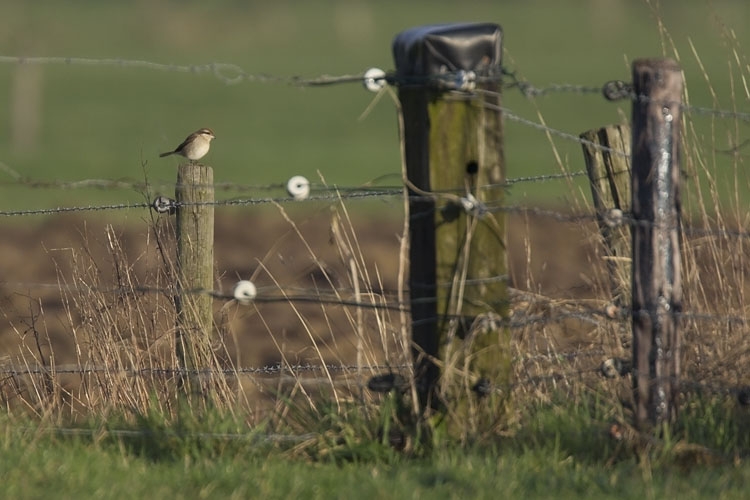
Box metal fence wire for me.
[0,53,748,429]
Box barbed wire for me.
[1,187,748,243]
[479,80,750,123]
[0,168,601,217]
[0,55,369,87]
[0,355,741,385]
[0,362,409,377]
[1,55,749,444]
[501,107,631,156]
[2,275,748,331]
[0,58,747,224]
[503,170,589,185]
[3,357,748,407]
[0,169,591,193]
[0,201,152,217]
[0,191,395,217]
[0,63,744,329]
[5,387,748,449]
[2,53,750,122]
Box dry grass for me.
[1,18,749,458]
[0,199,413,431]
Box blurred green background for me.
[0,0,747,213]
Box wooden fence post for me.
[392,23,509,417]
[630,58,683,430]
[175,164,215,392]
[580,124,632,305]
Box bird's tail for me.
[159,151,174,158]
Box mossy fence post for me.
[630,58,683,430]
[392,23,510,425]
[174,163,215,394]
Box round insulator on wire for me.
[459,194,477,213]
[233,280,257,305]
[151,196,176,215]
[600,357,631,378]
[286,175,311,200]
[603,208,624,228]
[459,193,487,217]
[600,358,621,378]
[363,67,386,92]
[454,70,476,91]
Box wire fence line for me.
[0,161,748,242]
[2,53,749,122]
[0,189,748,242]
[0,201,152,217]
[0,55,366,87]
[3,357,747,405]
[0,81,743,219]
[6,371,747,449]
[6,375,738,449]
[1,56,747,222]
[0,171,590,192]
[1,54,749,431]
[0,351,740,390]
[1,275,747,331]
[0,362,409,378]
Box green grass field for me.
[0,0,747,210]
[4,395,750,499]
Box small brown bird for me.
[160,128,215,162]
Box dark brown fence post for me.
[630,58,683,430]
[580,124,632,305]
[392,23,509,418]
[175,163,215,392]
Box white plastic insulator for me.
[152,195,176,214]
[461,193,485,213]
[603,208,624,228]
[600,358,623,379]
[459,195,476,213]
[459,193,488,218]
[233,280,257,305]
[455,70,477,91]
[363,67,386,92]
[286,175,311,200]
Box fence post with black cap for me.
[391,23,510,429]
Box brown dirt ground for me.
[0,208,602,367]
[0,206,614,415]
[2,204,747,423]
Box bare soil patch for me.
[0,209,600,366]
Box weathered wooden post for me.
[580,124,632,305]
[174,164,215,392]
[630,58,683,429]
[392,23,509,418]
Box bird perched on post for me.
[160,128,215,162]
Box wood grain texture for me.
[630,58,683,430]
